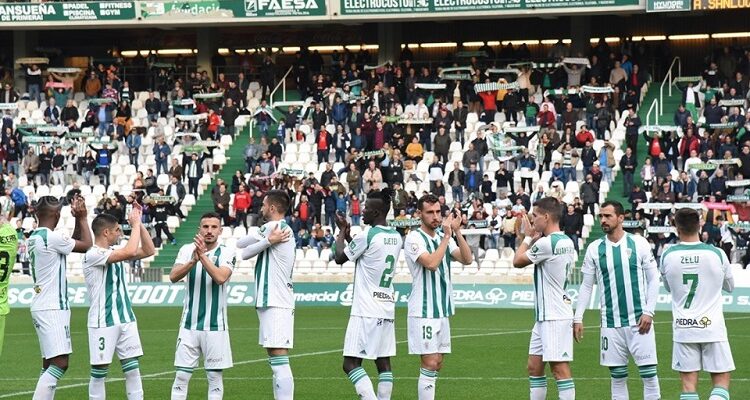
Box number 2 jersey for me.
[525,232,576,322]
[405,228,459,319]
[29,227,75,312]
[344,225,403,319]
[660,241,734,343]
[0,223,18,316]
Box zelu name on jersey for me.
[680,255,700,264]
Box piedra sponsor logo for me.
[675,316,712,329]
[452,287,508,306]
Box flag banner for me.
[562,57,590,67]
[397,118,433,125]
[90,98,115,105]
[15,57,49,65]
[689,163,718,170]
[486,68,520,75]
[727,195,750,202]
[364,61,391,70]
[709,158,741,166]
[474,82,519,93]
[647,226,676,234]
[193,92,223,99]
[503,125,540,133]
[175,113,207,121]
[388,218,421,227]
[345,79,363,87]
[47,67,81,73]
[581,85,614,93]
[622,220,644,228]
[0,103,18,110]
[725,179,750,187]
[441,73,472,81]
[719,99,745,107]
[415,83,447,90]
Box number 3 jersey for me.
[345,226,403,320]
[660,241,734,344]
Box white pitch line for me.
[3,316,750,398]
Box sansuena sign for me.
[8,283,750,313]
[0,1,135,22]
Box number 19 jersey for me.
[405,228,459,319]
[344,226,403,319]
[660,241,733,343]
[0,223,18,316]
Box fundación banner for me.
[0,1,135,22]
[340,0,638,15]
[8,283,750,313]
[140,0,326,18]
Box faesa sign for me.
[8,283,750,313]
[340,0,638,15]
[140,0,325,18]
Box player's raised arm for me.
[513,214,543,268]
[70,196,93,253]
[573,246,598,342]
[240,225,290,260]
[170,243,198,283]
[450,211,473,265]
[106,207,143,264]
[639,240,659,334]
[334,210,355,265]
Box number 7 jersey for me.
[660,241,733,343]
[344,226,403,319]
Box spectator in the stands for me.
[186,152,203,198]
[153,136,170,175]
[37,145,52,186]
[212,182,230,225]
[562,204,583,251]
[165,175,187,220]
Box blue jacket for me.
[331,102,349,123]
[153,143,170,161]
[519,156,536,170]
[126,133,142,150]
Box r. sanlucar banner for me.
[140,0,325,18]
[0,2,135,22]
[8,283,750,313]
[340,0,638,15]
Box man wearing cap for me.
[30,195,92,399]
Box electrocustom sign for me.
[340,0,638,14]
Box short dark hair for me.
[674,208,700,235]
[265,190,290,214]
[600,201,625,216]
[366,189,393,215]
[200,212,222,223]
[532,197,564,223]
[417,193,440,211]
[92,213,119,236]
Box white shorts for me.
[88,322,143,365]
[257,307,294,349]
[529,320,573,363]
[600,325,658,367]
[343,316,396,360]
[32,310,72,359]
[174,328,233,370]
[408,317,451,355]
[672,341,735,373]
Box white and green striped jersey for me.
[660,241,733,343]
[526,232,575,322]
[175,244,236,331]
[344,225,403,319]
[253,220,296,309]
[405,228,459,319]
[582,233,656,328]
[83,246,136,328]
[29,227,75,312]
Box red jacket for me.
[208,113,221,132]
[478,91,497,111]
[679,135,700,157]
[233,191,251,212]
[576,130,594,146]
[537,111,555,128]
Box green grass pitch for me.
[0,307,748,399]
